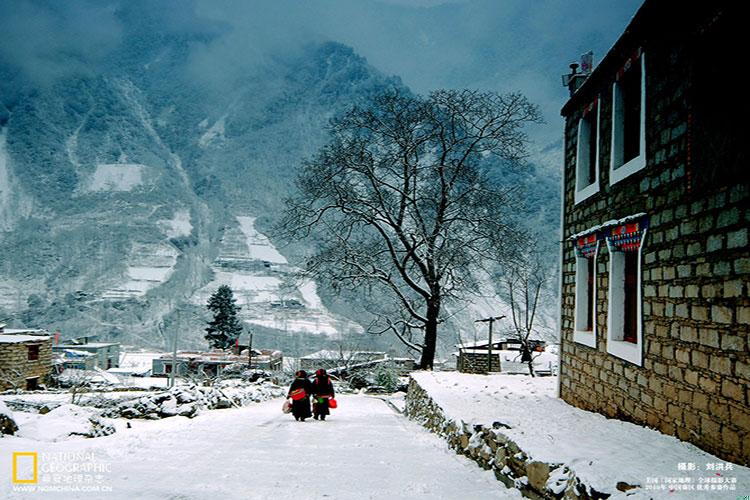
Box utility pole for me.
[474,316,505,374]
[247,332,253,369]
[170,324,178,389]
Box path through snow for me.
[1,395,519,500]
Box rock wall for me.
[405,378,619,499]
[0,338,53,390]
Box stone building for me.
[558,1,748,464]
[53,339,120,370]
[0,332,54,390]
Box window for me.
[28,344,39,361]
[573,234,599,348]
[574,98,600,204]
[610,51,646,184]
[606,219,648,365]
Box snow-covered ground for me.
[411,371,750,498]
[1,395,519,499]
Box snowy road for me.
[2,395,519,500]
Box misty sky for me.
[0,0,644,168]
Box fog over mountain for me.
[0,0,640,356]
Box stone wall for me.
[457,352,501,374]
[0,338,53,390]
[559,9,749,465]
[405,378,622,499]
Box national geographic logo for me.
[12,452,38,484]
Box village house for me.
[455,339,549,374]
[0,324,53,390]
[299,349,386,371]
[558,1,748,464]
[152,348,283,377]
[52,336,120,370]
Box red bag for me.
[290,388,307,401]
[328,398,337,409]
[282,400,292,414]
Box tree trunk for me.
[419,299,440,370]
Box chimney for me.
[562,52,594,97]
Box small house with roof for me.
[0,324,53,390]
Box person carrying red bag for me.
[312,368,335,421]
[287,370,313,422]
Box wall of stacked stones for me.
[405,378,620,499]
[559,40,750,465]
[458,353,502,374]
[0,340,53,390]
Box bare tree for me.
[503,245,552,376]
[280,89,541,369]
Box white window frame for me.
[606,227,648,366]
[610,53,647,185]
[574,99,600,205]
[573,241,599,348]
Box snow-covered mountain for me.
[0,4,397,354]
[0,2,559,357]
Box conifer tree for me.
[205,285,243,349]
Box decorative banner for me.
[580,51,594,75]
[607,219,649,252]
[615,47,643,81]
[575,233,598,258]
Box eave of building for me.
[560,1,650,117]
[560,0,726,117]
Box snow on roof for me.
[300,349,385,359]
[57,342,119,348]
[0,334,51,344]
[62,349,96,357]
[2,328,48,335]
[568,213,647,240]
[455,338,518,349]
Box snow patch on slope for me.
[198,115,226,148]
[84,163,146,192]
[236,216,287,264]
[193,215,361,337]
[160,209,192,238]
[101,243,178,300]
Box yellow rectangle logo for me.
[12,452,38,484]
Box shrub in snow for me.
[374,364,399,393]
[0,401,19,436]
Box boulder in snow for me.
[0,401,18,435]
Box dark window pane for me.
[623,252,639,343]
[585,257,595,331]
[622,63,641,164]
[28,345,40,361]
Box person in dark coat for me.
[287,370,313,421]
[311,368,335,421]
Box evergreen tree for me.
[205,285,243,349]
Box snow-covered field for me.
[411,371,750,498]
[194,215,360,337]
[1,395,519,499]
